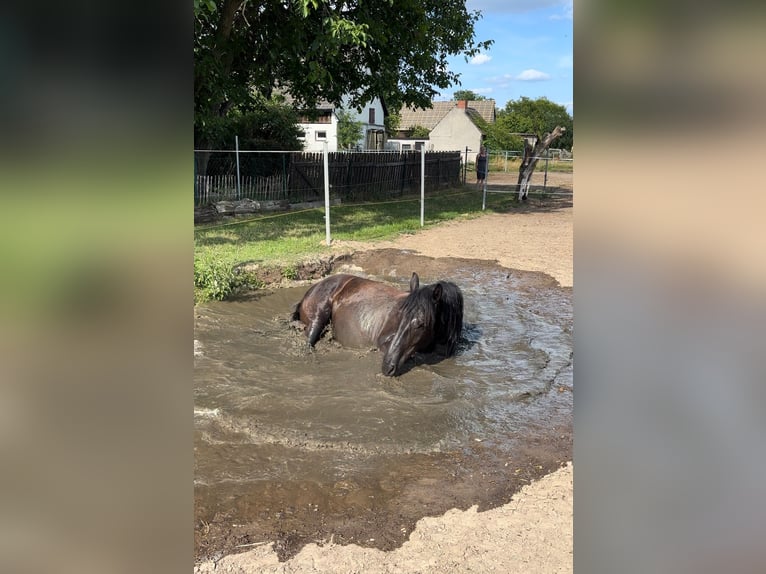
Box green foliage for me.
[484,128,525,153]
[195,0,493,148]
[194,190,529,302]
[193,255,237,302]
[453,89,485,101]
[195,95,305,150]
[498,97,573,150]
[282,265,298,281]
[193,254,265,303]
[337,110,364,150]
[409,125,431,138]
[469,113,524,153]
[384,112,401,137]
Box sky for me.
[435,0,573,115]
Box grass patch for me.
[194,186,520,302]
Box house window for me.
[299,111,332,124]
[401,144,412,151]
[315,131,327,140]
[368,108,375,124]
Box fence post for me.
[323,141,331,245]
[282,154,287,200]
[235,136,241,199]
[420,147,425,226]
[482,146,489,210]
[463,146,470,183]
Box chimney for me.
[457,99,468,110]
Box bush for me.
[194,256,237,303]
[194,255,267,303]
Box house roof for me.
[397,100,495,129]
[277,92,336,111]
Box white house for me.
[341,95,387,151]
[296,95,387,152]
[295,99,337,152]
[387,100,496,163]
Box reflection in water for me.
[194,254,572,550]
[196,259,570,472]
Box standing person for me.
[476,146,488,188]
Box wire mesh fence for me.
[194,150,462,207]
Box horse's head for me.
[380,273,442,376]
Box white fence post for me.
[420,147,425,227]
[323,141,331,245]
[482,146,489,210]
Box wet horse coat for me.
[292,273,463,376]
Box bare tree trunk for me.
[517,126,566,201]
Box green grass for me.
[194,186,519,302]
[486,156,573,173]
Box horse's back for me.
[330,277,403,348]
[293,273,356,323]
[294,274,404,348]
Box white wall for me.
[385,139,431,151]
[299,114,338,152]
[298,96,387,151]
[340,96,387,150]
[429,107,483,163]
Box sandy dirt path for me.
[195,204,573,573]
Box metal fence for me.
[484,148,573,173]
[194,149,462,207]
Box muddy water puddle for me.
[194,250,572,561]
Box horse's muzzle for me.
[382,362,398,377]
[381,357,400,377]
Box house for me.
[291,95,387,152]
[387,100,496,163]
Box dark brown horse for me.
[292,273,463,376]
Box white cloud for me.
[549,0,573,20]
[470,53,492,65]
[474,87,494,95]
[516,69,551,81]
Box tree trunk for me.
[517,126,566,201]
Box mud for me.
[194,249,572,563]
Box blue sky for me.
[435,0,573,115]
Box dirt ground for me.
[195,196,573,573]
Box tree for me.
[497,97,573,150]
[517,126,566,201]
[409,125,431,138]
[194,0,492,148]
[453,89,486,101]
[384,112,401,138]
[484,127,525,153]
[337,110,363,150]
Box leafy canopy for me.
[453,89,486,101]
[497,97,573,150]
[409,125,431,138]
[195,0,492,146]
[337,110,364,150]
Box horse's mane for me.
[434,281,464,356]
[399,280,463,357]
[400,283,438,331]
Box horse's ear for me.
[432,283,443,302]
[410,272,419,292]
